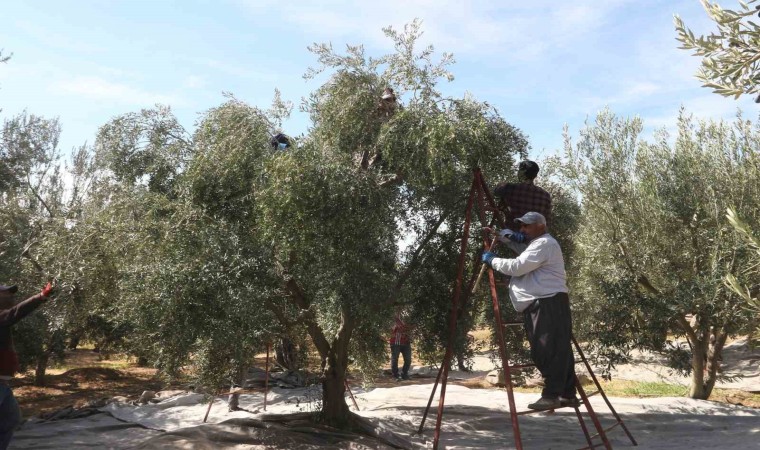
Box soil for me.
[11,347,760,420]
[12,349,164,418]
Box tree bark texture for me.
[34,352,49,386]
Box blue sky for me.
[1,0,757,161]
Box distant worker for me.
[494,160,552,231]
[270,133,291,151]
[389,310,412,382]
[482,212,578,411]
[0,282,56,450]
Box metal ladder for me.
[417,168,637,449]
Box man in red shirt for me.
[0,282,55,450]
[494,160,552,231]
[389,311,412,381]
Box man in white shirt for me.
[482,212,578,410]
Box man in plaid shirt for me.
[388,311,412,381]
[494,160,552,231]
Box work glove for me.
[482,251,497,268]
[507,231,527,243]
[41,282,55,298]
[498,229,527,244]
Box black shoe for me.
[560,397,581,408]
[402,374,410,380]
[527,397,561,410]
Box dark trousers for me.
[523,293,577,399]
[390,344,412,378]
[0,384,20,450]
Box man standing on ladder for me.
[482,212,579,411]
[493,160,552,231]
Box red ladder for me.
[417,168,637,449]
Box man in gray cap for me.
[0,282,55,450]
[481,212,577,410]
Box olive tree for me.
[725,208,760,342]
[85,21,529,429]
[0,112,85,384]
[89,101,281,387]
[560,108,760,399]
[250,21,528,426]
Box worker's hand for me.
[41,282,55,298]
[482,251,497,268]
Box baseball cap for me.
[515,212,546,225]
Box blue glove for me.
[482,251,497,267]
[508,231,527,243]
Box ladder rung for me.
[586,421,625,441]
[503,321,522,326]
[584,390,600,398]
[515,403,580,416]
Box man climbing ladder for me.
[482,211,579,410]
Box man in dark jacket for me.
[0,282,54,450]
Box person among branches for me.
[270,133,291,151]
[482,212,578,410]
[494,160,552,231]
[0,282,56,450]
[388,309,412,381]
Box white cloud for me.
[181,57,279,81]
[14,20,104,54]
[182,75,206,89]
[52,76,182,106]
[236,0,634,61]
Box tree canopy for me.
[1,21,529,426]
[559,108,760,399]
[675,0,760,101]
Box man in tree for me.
[0,282,55,450]
[494,160,552,231]
[388,309,412,381]
[270,133,291,151]
[482,212,577,410]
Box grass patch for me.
[616,381,689,397]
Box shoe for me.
[560,397,581,408]
[402,374,410,380]
[527,397,561,410]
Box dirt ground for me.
[11,346,760,420]
[12,349,164,418]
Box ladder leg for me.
[432,350,454,449]
[577,377,613,449]
[573,336,638,446]
[430,174,478,449]
[418,358,445,433]
[474,170,522,450]
[574,405,595,449]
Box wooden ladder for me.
[417,168,637,449]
